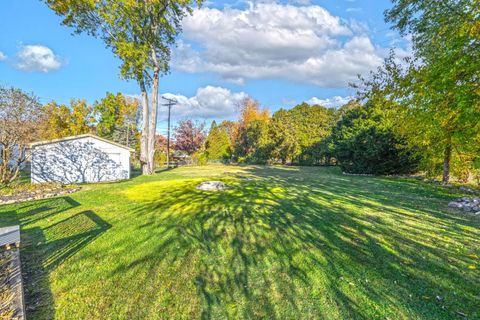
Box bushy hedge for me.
[334,127,419,174]
[331,105,419,175]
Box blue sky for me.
[0,0,406,133]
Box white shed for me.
[30,134,134,184]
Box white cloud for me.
[307,95,353,108]
[173,2,387,88]
[292,0,312,5]
[16,45,63,72]
[0,51,6,61]
[159,86,248,121]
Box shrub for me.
[331,104,419,175]
[191,151,208,166]
[335,127,419,174]
[154,152,167,168]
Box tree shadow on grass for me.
[120,166,479,319]
[0,197,111,319]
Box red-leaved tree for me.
[173,120,206,155]
[155,134,168,154]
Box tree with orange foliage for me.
[234,98,272,162]
[237,97,269,129]
[40,99,95,139]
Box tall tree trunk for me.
[147,67,159,174]
[442,135,452,183]
[140,81,149,175]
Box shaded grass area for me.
[0,165,479,319]
[0,249,16,318]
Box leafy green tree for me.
[45,0,203,175]
[270,103,336,165]
[94,92,139,148]
[270,109,299,164]
[70,99,96,135]
[303,137,335,166]
[205,121,232,161]
[218,120,238,147]
[379,0,480,182]
[95,93,124,138]
[40,102,74,139]
[234,98,270,161]
[289,103,335,157]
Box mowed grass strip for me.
[0,165,479,319]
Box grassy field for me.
[0,164,479,319]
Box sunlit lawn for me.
[0,164,479,319]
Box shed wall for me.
[31,136,130,184]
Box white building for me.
[30,134,134,184]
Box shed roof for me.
[29,134,135,152]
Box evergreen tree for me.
[239,120,273,164]
[205,121,232,161]
[331,103,419,175]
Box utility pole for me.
[161,96,177,167]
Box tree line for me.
[39,0,477,182]
[172,77,477,185]
[197,0,479,184]
[180,97,420,175]
[40,92,140,149]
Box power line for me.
[161,96,178,167]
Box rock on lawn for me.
[197,181,228,191]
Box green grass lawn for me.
[0,164,479,319]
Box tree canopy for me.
[359,0,480,182]
[174,120,206,155]
[94,92,139,148]
[40,99,95,139]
